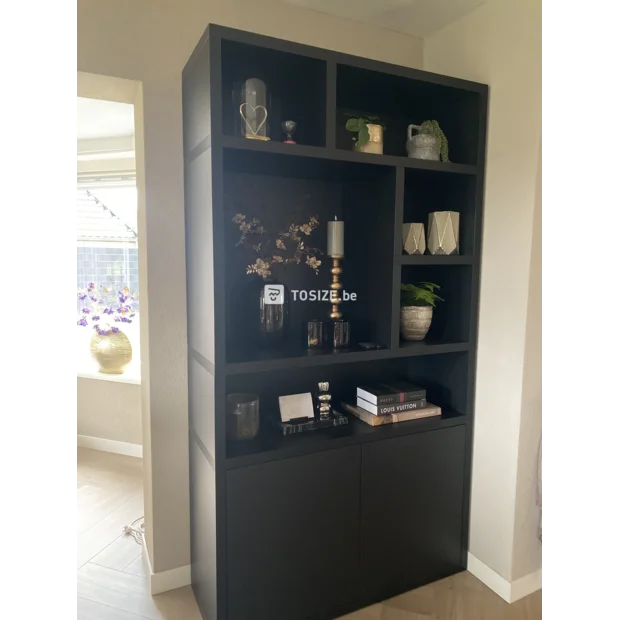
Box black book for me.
[356,381,426,405]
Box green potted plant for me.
[406,120,449,162]
[345,114,384,154]
[400,282,444,341]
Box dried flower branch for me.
[233,212,322,279]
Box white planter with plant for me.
[406,120,449,161]
[345,114,384,154]
[400,282,443,341]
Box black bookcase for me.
[183,24,488,620]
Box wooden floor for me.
[77,448,202,619]
[77,448,541,620]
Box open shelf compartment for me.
[400,264,473,346]
[225,353,469,468]
[403,167,478,257]
[221,39,327,146]
[335,63,483,165]
[223,148,396,364]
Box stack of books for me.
[343,381,441,427]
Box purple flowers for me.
[77,284,138,336]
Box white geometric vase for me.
[428,211,459,255]
[402,223,426,255]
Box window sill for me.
[77,361,141,385]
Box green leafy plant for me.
[419,120,450,162]
[400,282,444,308]
[345,114,382,149]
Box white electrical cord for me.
[123,516,145,545]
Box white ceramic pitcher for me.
[406,124,440,160]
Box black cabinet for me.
[226,446,361,620]
[184,25,486,620]
[225,428,466,619]
[360,426,466,599]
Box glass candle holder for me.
[333,319,350,349]
[226,393,260,441]
[307,319,323,349]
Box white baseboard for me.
[467,553,541,603]
[77,434,143,458]
[144,541,191,595]
[467,553,511,602]
[510,567,542,602]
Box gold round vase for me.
[90,330,133,374]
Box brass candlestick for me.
[330,255,343,320]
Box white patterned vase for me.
[402,223,426,255]
[428,211,459,255]
[400,306,433,341]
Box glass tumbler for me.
[226,393,260,441]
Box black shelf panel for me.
[225,409,468,470]
[397,340,469,354]
[225,341,470,375]
[221,135,478,175]
[399,255,473,265]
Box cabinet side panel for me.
[189,357,215,465]
[183,34,212,156]
[184,30,220,620]
[186,147,215,365]
[189,433,217,620]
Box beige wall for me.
[78,0,423,574]
[512,140,542,580]
[424,0,541,583]
[77,379,142,445]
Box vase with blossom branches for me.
[232,211,322,347]
[77,284,138,374]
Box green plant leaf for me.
[345,118,360,132]
[419,120,449,162]
[358,122,370,145]
[400,282,444,308]
[420,281,440,292]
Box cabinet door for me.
[226,446,361,620]
[361,426,466,599]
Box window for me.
[77,173,140,376]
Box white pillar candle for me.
[327,217,344,257]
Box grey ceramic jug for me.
[406,124,440,160]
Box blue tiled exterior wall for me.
[77,246,140,314]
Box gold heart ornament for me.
[239,103,269,140]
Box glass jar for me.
[258,277,289,347]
